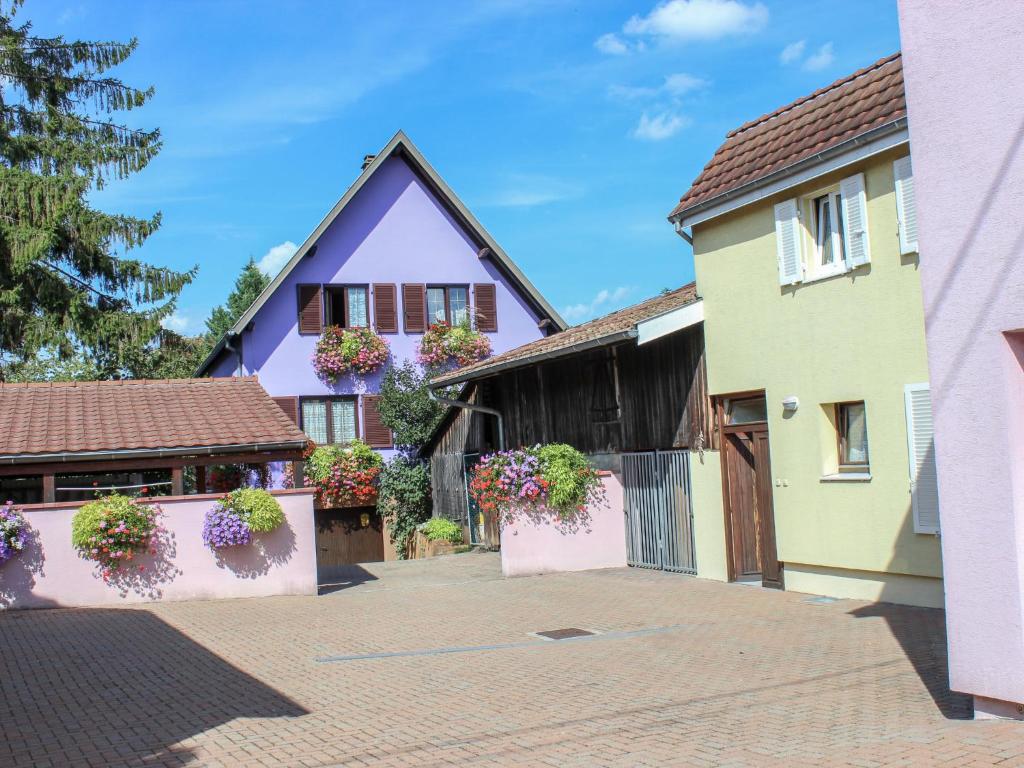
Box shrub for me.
[469,444,604,524]
[422,517,463,543]
[305,440,384,506]
[417,320,491,369]
[376,361,447,450]
[378,456,432,558]
[0,501,28,564]
[227,488,284,532]
[71,494,159,577]
[202,503,251,549]
[313,325,389,381]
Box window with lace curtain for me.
[300,397,358,445]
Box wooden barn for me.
[422,284,711,573]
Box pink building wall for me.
[1,489,317,609]
[500,473,626,578]
[898,0,1024,717]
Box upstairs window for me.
[301,397,358,445]
[426,285,469,326]
[325,286,369,328]
[812,190,846,277]
[837,401,869,470]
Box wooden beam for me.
[171,467,184,496]
[195,465,207,494]
[42,474,55,504]
[0,449,305,478]
[292,460,305,488]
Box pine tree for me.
[205,257,270,342]
[0,1,194,378]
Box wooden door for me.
[720,395,782,589]
[315,508,385,568]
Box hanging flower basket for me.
[313,325,389,381]
[303,440,383,507]
[0,501,28,565]
[203,488,285,550]
[71,494,160,579]
[417,321,491,369]
[469,443,605,527]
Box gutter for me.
[428,388,505,451]
[0,440,309,467]
[669,117,908,226]
[429,328,639,388]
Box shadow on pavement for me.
[0,607,307,766]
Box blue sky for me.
[24,0,901,330]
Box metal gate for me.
[622,450,697,574]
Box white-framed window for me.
[810,189,847,279]
[774,171,871,286]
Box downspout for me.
[429,388,505,451]
[225,334,243,376]
[673,220,693,245]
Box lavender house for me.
[197,131,563,565]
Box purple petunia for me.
[202,503,251,549]
[0,500,28,565]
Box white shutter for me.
[774,198,803,285]
[905,383,940,534]
[840,173,871,267]
[893,156,918,255]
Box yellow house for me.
[671,54,943,608]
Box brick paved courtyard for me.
[1,551,1021,767]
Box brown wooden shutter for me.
[373,283,398,333]
[402,283,426,333]
[271,396,299,424]
[473,283,498,332]
[361,395,393,448]
[297,285,323,335]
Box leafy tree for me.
[205,257,269,342]
[376,361,448,451]
[0,2,194,380]
[377,456,432,558]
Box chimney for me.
[361,154,376,170]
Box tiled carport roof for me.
[0,376,308,461]
[429,283,699,387]
[670,52,906,221]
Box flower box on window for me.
[313,325,389,382]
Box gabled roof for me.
[196,130,565,376]
[0,377,308,463]
[669,53,906,223]
[429,283,700,387]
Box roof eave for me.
[0,440,310,468]
[669,117,909,228]
[429,328,639,388]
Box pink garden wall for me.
[898,0,1024,718]
[1,489,318,609]
[500,473,626,578]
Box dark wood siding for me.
[473,283,498,332]
[373,283,398,333]
[297,284,323,335]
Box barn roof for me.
[0,376,308,465]
[429,283,700,388]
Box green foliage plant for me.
[378,456,432,558]
[71,494,159,579]
[376,361,447,450]
[421,517,463,543]
[224,488,284,533]
[537,443,604,516]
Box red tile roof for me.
[670,53,906,220]
[430,283,700,386]
[0,377,308,459]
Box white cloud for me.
[779,39,806,65]
[562,286,636,323]
[803,42,835,71]
[256,241,299,276]
[663,72,709,95]
[161,311,192,333]
[483,174,584,208]
[595,32,630,55]
[623,0,769,42]
[633,111,689,141]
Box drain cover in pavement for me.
[535,628,594,640]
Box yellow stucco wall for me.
[692,147,943,599]
[690,450,729,582]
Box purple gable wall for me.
[209,155,546,453]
